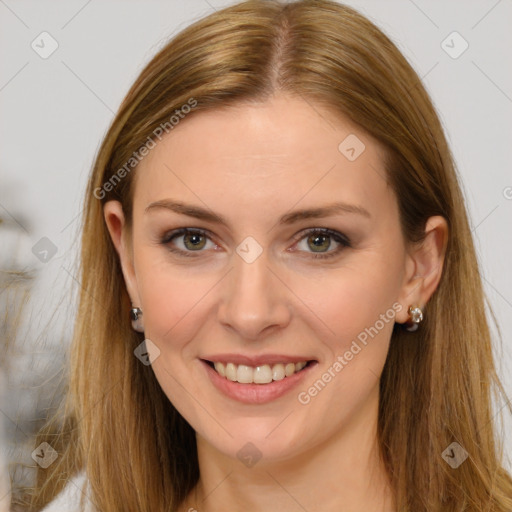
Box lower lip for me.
[201,360,317,405]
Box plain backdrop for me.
[0,0,511,494]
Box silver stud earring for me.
[130,307,144,333]
[404,305,423,332]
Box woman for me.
[27,0,512,511]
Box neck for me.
[180,387,395,512]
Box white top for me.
[40,470,93,512]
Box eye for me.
[292,228,351,260]
[161,227,351,260]
[161,228,216,257]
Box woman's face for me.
[106,93,426,464]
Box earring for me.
[404,305,423,332]
[130,307,144,333]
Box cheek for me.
[136,260,215,349]
[292,263,400,424]
[136,258,216,419]
[132,244,236,386]
[294,255,401,349]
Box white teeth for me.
[272,364,285,381]
[225,362,237,382]
[253,365,273,384]
[237,365,253,384]
[285,363,296,377]
[214,362,226,377]
[211,360,309,384]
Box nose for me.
[217,247,292,341]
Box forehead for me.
[133,94,394,224]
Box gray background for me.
[0,0,511,506]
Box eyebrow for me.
[144,199,371,225]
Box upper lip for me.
[201,354,317,366]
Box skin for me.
[104,93,448,512]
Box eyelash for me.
[160,228,351,260]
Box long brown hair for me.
[26,1,512,510]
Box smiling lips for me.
[202,356,317,404]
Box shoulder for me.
[40,470,94,512]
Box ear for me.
[395,215,449,324]
[103,200,142,308]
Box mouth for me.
[200,357,318,404]
[202,359,316,384]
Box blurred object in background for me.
[1,367,11,512]
[0,207,67,511]
[1,212,34,511]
